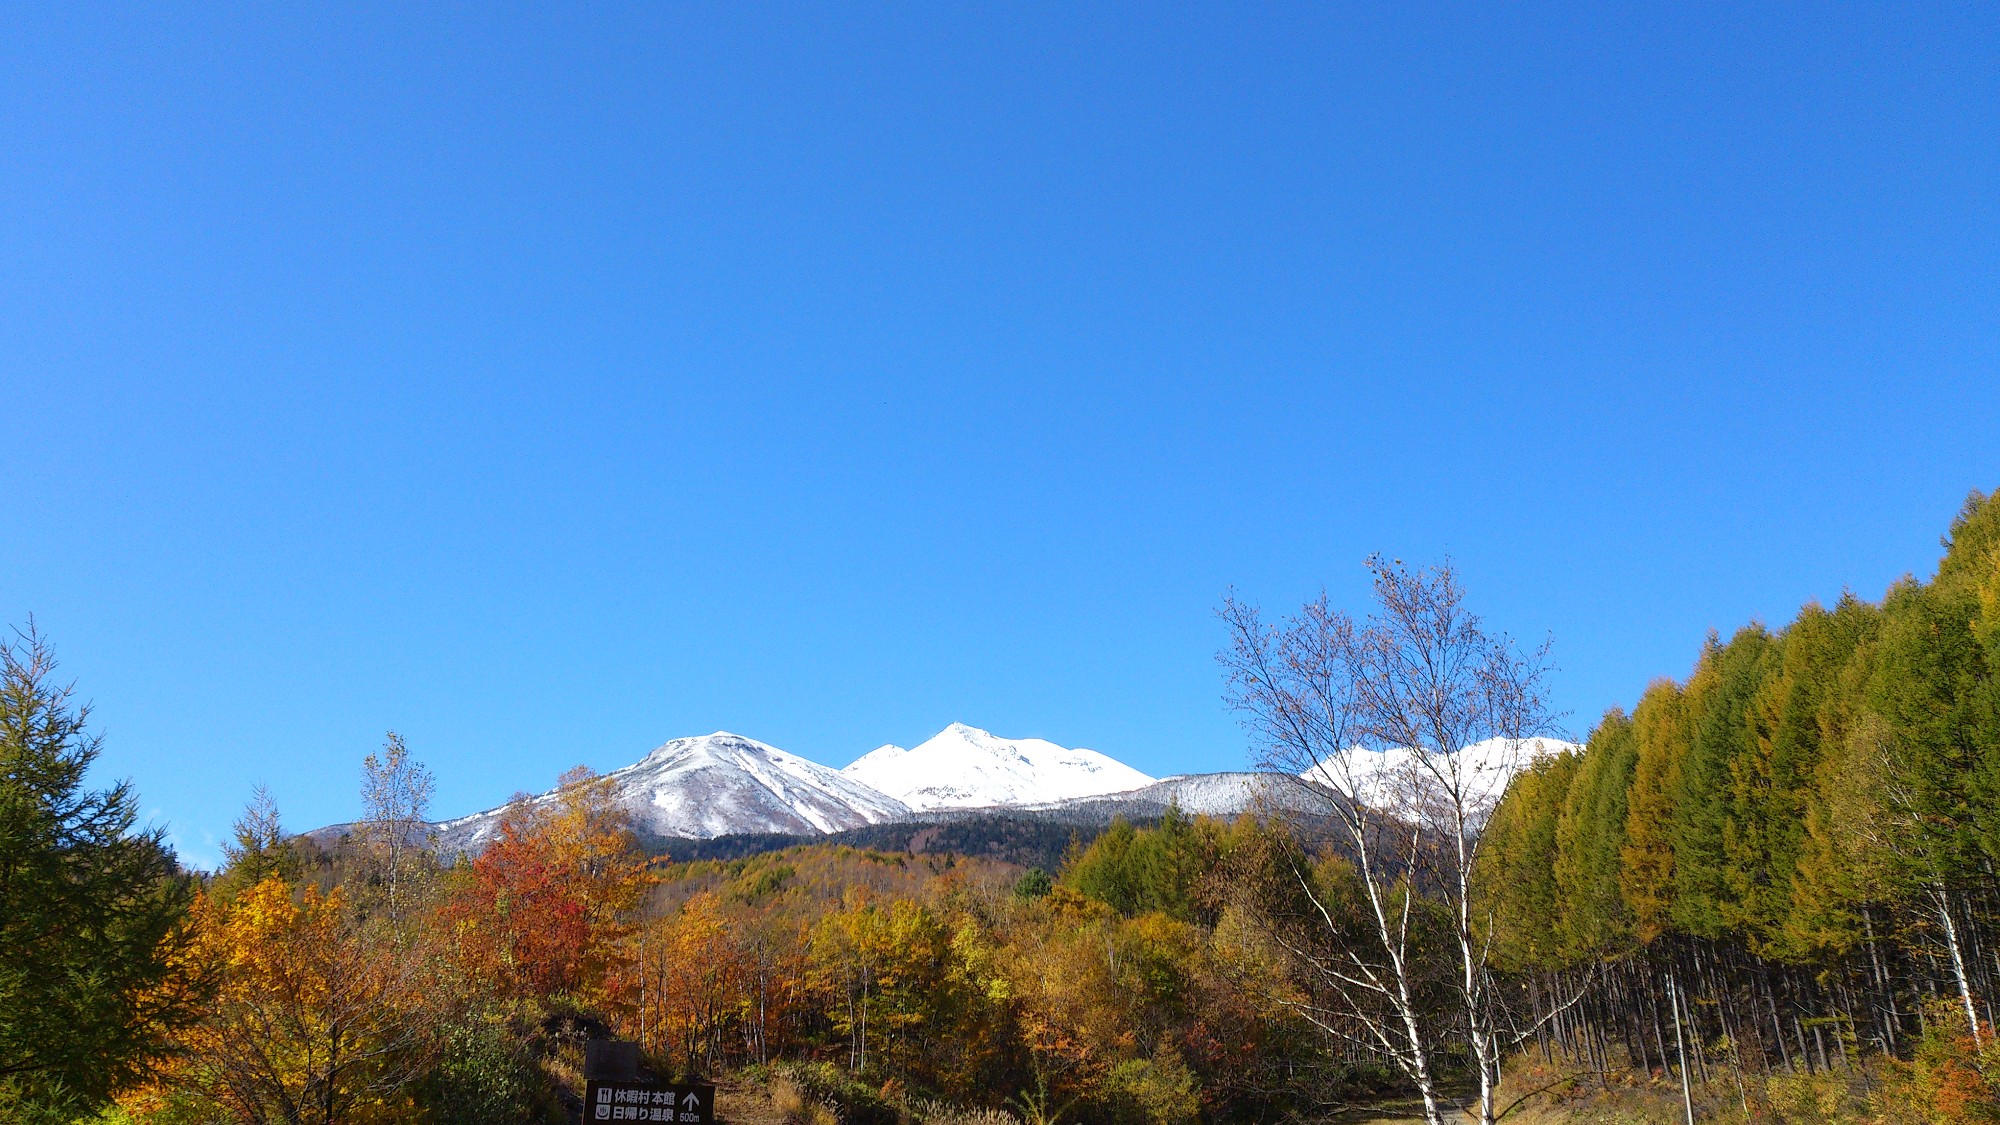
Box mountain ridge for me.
[429,730,912,852]
[308,726,1574,854]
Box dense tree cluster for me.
[2,624,1383,1125]
[117,799,1401,1124]
[1478,489,2000,1119]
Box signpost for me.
[582,1079,714,1124]
[580,1041,713,1124]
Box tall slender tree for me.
[1221,556,1562,1125]
[357,731,435,922]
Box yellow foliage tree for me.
[153,879,436,1125]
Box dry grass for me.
[909,1099,1021,1125]
[1493,1050,1880,1125]
[765,1072,842,1125]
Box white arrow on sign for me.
[681,1092,699,1111]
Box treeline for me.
[648,812,1114,872]
[1478,490,2000,1117]
[141,798,1393,1125]
[1,610,1414,1125]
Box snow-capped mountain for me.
[434,732,911,850]
[843,723,1157,811]
[324,724,1188,854]
[1300,736,1579,812]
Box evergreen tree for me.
[1784,598,1884,956]
[1730,596,1873,956]
[1479,751,1577,971]
[0,627,201,1122]
[1064,808,1222,923]
[1935,490,2000,865]
[1669,626,1771,941]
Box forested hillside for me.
[1477,489,2000,1120]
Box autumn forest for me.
[8,491,2000,1125]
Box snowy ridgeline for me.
[1298,737,1581,816]
[845,722,1156,812]
[407,726,1578,852]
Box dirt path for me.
[713,1076,785,1125]
[1327,1097,1432,1124]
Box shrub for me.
[1875,1001,2000,1125]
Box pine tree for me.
[1480,751,1578,971]
[1670,626,1770,941]
[1783,597,1882,957]
[1935,490,2000,865]
[1730,596,1873,956]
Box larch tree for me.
[1669,627,1769,942]
[1620,679,1687,944]
[1552,709,1637,960]
[212,784,296,904]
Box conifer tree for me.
[1670,626,1770,941]
[1730,597,1873,955]
[1620,679,1688,943]
[0,627,200,1122]
[211,783,296,902]
[1553,708,1638,959]
[1479,752,1577,971]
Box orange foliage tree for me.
[615,891,750,1076]
[439,768,649,1004]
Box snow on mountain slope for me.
[1028,772,1277,818]
[1300,736,1579,812]
[843,723,1157,812]
[435,732,910,850]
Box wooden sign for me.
[582,1079,714,1124]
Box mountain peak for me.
[843,724,1154,812]
[440,731,910,849]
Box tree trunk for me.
[1931,881,1982,1045]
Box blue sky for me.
[3,4,1995,867]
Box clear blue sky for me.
[3,5,1995,867]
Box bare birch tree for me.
[358,732,435,923]
[1221,556,1558,1125]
